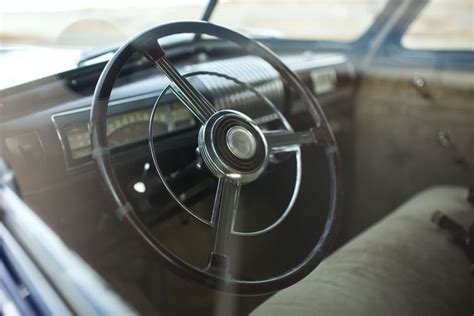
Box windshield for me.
[0,1,207,88]
[0,0,387,89]
[213,0,387,41]
[1,0,386,49]
[0,0,205,49]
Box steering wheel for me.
[90,21,342,295]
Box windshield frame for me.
[365,0,474,71]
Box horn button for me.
[198,110,268,183]
[226,126,257,160]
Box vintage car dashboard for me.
[0,50,354,193]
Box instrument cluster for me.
[52,98,195,170]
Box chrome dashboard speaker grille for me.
[185,56,284,112]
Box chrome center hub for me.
[198,110,268,184]
[226,126,257,160]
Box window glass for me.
[213,0,388,41]
[0,0,205,48]
[402,0,474,51]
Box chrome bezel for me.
[198,110,268,184]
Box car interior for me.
[1,0,473,315]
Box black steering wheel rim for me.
[90,20,342,295]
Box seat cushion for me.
[253,186,473,316]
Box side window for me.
[402,0,473,51]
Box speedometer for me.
[108,121,167,147]
[62,102,195,160]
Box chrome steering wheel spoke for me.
[207,177,241,276]
[136,43,216,124]
[264,128,320,154]
[154,57,216,124]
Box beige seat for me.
[253,186,473,315]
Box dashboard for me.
[0,50,355,192]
